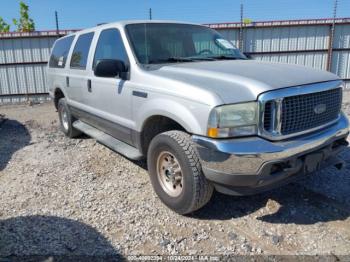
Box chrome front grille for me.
[263,101,273,130]
[280,88,342,135]
[259,80,343,140]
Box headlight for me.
[207,102,258,138]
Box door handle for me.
[66,76,69,87]
[87,79,92,92]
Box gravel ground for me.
[0,94,350,260]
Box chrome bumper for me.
[192,114,349,195]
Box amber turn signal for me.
[207,127,218,138]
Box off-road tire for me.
[147,130,214,214]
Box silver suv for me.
[47,21,349,214]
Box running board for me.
[73,120,143,160]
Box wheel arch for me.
[53,87,66,109]
[135,98,206,155]
[138,114,188,155]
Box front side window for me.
[93,28,129,69]
[126,23,245,64]
[70,32,94,69]
[49,36,74,68]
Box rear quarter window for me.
[49,36,74,68]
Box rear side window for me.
[93,28,129,68]
[49,36,74,68]
[70,32,94,69]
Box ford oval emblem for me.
[314,104,327,114]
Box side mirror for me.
[243,52,252,59]
[94,59,127,78]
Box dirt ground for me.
[0,95,350,260]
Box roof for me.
[74,19,203,35]
[108,19,201,26]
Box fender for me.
[135,97,208,135]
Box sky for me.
[1,0,349,31]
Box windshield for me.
[126,23,246,64]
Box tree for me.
[0,17,10,32]
[13,1,35,32]
[243,18,252,25]
[70,52,82,67]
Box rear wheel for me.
[57,98,81,138]
[147,130,213,214]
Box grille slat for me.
[264,101,273,131]
[263,87,342,137]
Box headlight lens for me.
[207,102,258,138]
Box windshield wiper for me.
[207,55,246,60]
[187,56,216,61]
[148,56,219,64]
[148,57,195,64]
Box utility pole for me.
[149,8,152,20]
[327,0,338,71]
[239,3,244,51]
[55,11,59,35]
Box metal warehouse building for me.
[0,18,349,104]
[208,18,350,88]
[0,30,75,104]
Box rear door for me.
[66,32,94,106]
[83,28,133,144]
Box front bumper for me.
[192,113,349,195]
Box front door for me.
[84,28,133,144]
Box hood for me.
[146,60,339,104]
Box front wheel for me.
[147,130,213,215]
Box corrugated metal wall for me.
[332,24,350,89]
[0,30,74,104]
[0,20,349,104]
[213,18,350,90]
